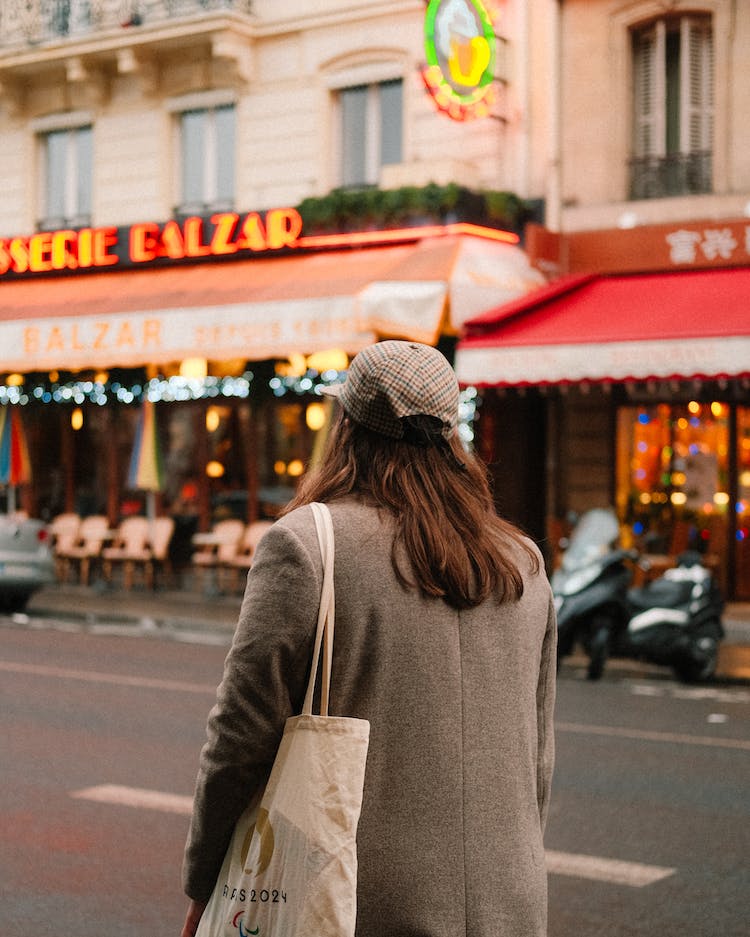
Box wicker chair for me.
[49,513,81,581]
[147,516,175,589]
[101,516,152,589]
[55,514,109,586]
[224,520,275,592]
[191,518,245,593]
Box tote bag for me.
[196,502,371,937]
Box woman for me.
[181,340,556,937]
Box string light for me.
[305,402,327,431]
[0,371,481,443]
[0,371,344,405]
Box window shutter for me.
[69,0,90,34]
[633,26,664,157]
[379,78,403,168]
[181,110,206,209]
[681,18,713,153]
[44,131,68,223]
[339,80,403,186]
[215,105,235,207]
[75,126,93,220]
[340,85,368,187]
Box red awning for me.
[456,267,750,386]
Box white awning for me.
[1,233,544,372]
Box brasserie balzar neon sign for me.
[0,208,304,278]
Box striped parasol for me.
[0,406,31,514]
[127,399,165,520]
[0,407,32,514]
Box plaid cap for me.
[321,341,459,440]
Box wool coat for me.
[183,497,557,937]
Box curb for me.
[14,585,750,685]
[4,605,236,645]
[561,643,750,686]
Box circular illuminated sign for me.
[422,0,497,121]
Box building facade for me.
[457,0,750,598]
[0,0,552,543]
[0,0,556,229]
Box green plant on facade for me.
[296,184,534,235]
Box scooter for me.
[552,509,635,680]
[553,509,725,682]
[615,551,725,683]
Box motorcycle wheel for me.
[587,621,610,681]
[555,627,575,673]
[672,635,719,684]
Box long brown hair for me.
[285,411,539,609]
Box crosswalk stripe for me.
[70,785,677,887]
[557,720,750,751]
[0,660,215,694]
[545,850,676,886]
[71,784,194,814]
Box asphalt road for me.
[1,624,748,937]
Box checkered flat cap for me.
[322,341,459,440]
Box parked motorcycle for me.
[552,509,635,680]
[621,551,725,683]
[552,510,725,682]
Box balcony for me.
[0,0,255,111]
[628,152,712,200]
[0,0,252,49]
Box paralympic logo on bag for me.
[231,913,260,936]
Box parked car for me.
[0,514,55,612]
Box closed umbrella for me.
[127,399,165,523]
[0,407,32,515]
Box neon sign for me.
[422,0,498,121]
[0,208,518,281]
[0,208,304,278]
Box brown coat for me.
[184,498,556,937]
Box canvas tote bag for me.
[196,502,371,937]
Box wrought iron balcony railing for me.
[628,151,712,200]
[0,0,252,48]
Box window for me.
[178,104,235,214]
[630,15,713,199]
[339,79,403,187]
[39,125,93,230]
[48,0,91,37]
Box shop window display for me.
[161,397,318,528]
[736,407,750,595]
[616,401,732,591]
[269,402,308,501]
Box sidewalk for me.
[14,581,750,683]
[24,579,242,636]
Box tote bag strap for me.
[303,502,336,717]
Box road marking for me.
[671,686,750,703]
[557,720,750,751]
[70,785,676,888]
[545,850,675,887]
[630,683,750,704]
[0,660,215,694]
[1,612,234,646]
[71,784,194,815]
